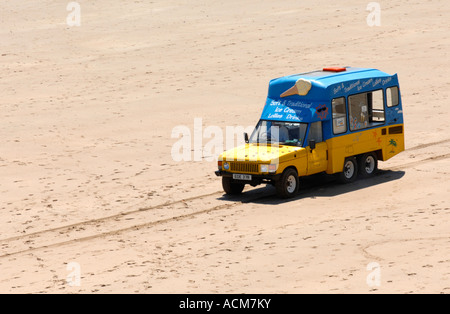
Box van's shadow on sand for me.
[217,169,405,205]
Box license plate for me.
[233,174,252,181]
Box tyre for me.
[275,168,299,198]
[222,177,245,195]
[338,157,358,183]
[359,153,378,178]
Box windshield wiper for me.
[280,140,301,146]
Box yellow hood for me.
[220,143,305,163]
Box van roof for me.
[267,67,395,100]
[271,67,391,87]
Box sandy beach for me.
[0,0,449,293]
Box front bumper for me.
[215,170,281,183]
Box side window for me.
[332,97,347,134]
[307,121,323,143]
[386,86,399,107]
[349,90,385,131]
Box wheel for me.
[275,168,299,198]
[359,153,378,178]
[222,177,245,195]
[338,157,358,183]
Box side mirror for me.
[309,139,316,150]
[244,132,249,144]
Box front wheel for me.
[275,168,299,198]
[222,177,245,195]
[338,157,358,183]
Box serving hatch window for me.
[249,120,308,146]
[348,89,385,131]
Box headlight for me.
[269,164,277,173]
[260,164,269,173]
[223,162,230,171]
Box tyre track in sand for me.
[0,189,271,259]
[0,138,449,259]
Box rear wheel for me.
[276,168,299,198]
[222,177,245,195]
[359,153,378,178]
[338,157,358,183]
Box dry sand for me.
[0,0,449,293]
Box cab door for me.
[307,142,328,175]
[306,122,328,175]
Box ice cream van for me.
[215,67,405,198]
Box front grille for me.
[230,162,259,173]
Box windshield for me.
[249,120,308,146]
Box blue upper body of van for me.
[260,67,403,141]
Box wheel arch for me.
[281,165,299,177]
